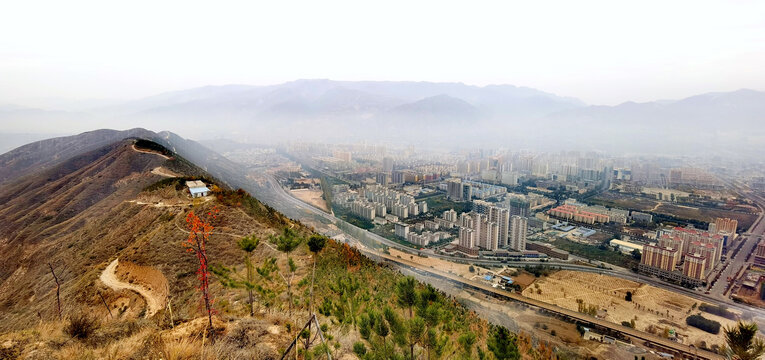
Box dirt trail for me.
[151,166,180,177]
[99,259,165,317]
[132,144,171,159]
[126,199,188,208]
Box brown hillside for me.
[0,128,157,184]
[0,138,221,329]
[0,134,540,360]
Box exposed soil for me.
[388,248,492,278]
[99,259,168,317]
[523,270,738,348]
[290,188,330,213]
[151,166,181,178]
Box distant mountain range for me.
[98,79,585,128]
[1,80,763,154]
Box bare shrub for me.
[65,313,100,340]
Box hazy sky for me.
[1,0,763,106]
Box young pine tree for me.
[211,235,260,316]
[396,276,418,319]
[723,321,765,360]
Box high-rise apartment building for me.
[455,212,498,252]
[442,209,458,223]
[407,202,420,217]
[459,227,475,249]
[640,244,678,272]
[509,198,530,218]
[475,200,510,248]
[688,241,717,273]
[392,170,405,184]
[641,226,724,286]
[509,215,527,251]
[391,204,409,218]
[395,223,409,239]
[711,217,738,235]
[382,157,394,173]
[682,253,706,280]
[376,172,390,185]
[350,201,375,220]
[447,179,462,201]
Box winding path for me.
[99,258,165,317]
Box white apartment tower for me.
[509,215,528,251]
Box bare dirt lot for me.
[290,188,330,213]
[388,248,492,278]
[510,272,537,290]
[522,270,738,348]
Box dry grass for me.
[58,343,97,360]
[1,315,294,360]
[161,336,200,360]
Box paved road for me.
[708,179,765,300]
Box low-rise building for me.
[630,211,653,223]
[434,218,455,229]
[548,204,608,224]
[609,239,643,254]
[526,241,569,260]
[754,240,765,266]
[186,180,210,198]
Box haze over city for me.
[2,1,765,359]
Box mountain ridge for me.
[1,83,763,154]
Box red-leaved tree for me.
[184,207,219,332]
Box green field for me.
[425,194,472,215]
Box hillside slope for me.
[0,138,208,320]
[0,134,541,359]
[0,128,155,184]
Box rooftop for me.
[186,180,206,188]
[190,186,210,195]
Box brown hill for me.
[0,137,227,324]
[0,133,535,360]
[0,128,157,184]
